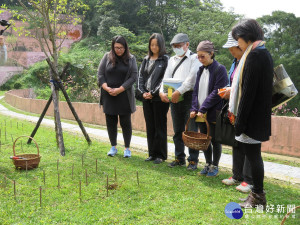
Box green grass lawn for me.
[0,115,299,224]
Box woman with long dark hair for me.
[98,35,138,158]
[136,33,169,164]
[230,19,273,208]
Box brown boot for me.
[239,191,266,209]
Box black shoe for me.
[168,159,186,168]
[145,156,155,161]
[153,158,164,164]
[187,161,198,170]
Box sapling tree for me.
[14,0,89,156]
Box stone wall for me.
[4,89,300,158]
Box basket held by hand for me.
[182,117,212,151]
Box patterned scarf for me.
[228,41,266,122]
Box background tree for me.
[177,4,240,69]
[258,11,300,109]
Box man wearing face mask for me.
[159,33,202,170]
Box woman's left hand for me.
[109,86,125,96]
[197,112,204,118]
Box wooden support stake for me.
[96,159,98,173]
[27,95,52,144]
[26,161,28,177]
[11,134,13,143]
[106,175,109,197]
[57,173,60,188]
[79,180,82,203]
[114,167,117,182]
[13,180,16,200]
[85,169,88,186]
[72,164,74,180]
[43,170,45,185]
[137,171,139,187]
[40,186,42,207]
[58,81,92,145]
[57,159,59,171]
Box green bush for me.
[13,82,22,89]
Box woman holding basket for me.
[190,40,228,177]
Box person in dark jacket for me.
[97,35,138,158]
[190,40,228,177]
[229,19,273,208]
[221,32,253,193]
[136,33,169,164]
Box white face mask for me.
[173,47,185,56]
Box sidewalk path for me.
[0,97,299,184]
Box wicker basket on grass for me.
[11,136,41,170]
[182,118,212,151]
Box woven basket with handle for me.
[182,118,212,151]
[12,136,41,170]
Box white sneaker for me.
[236,182,253,193]
[222,177,240,185]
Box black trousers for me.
[232,145,253,184]
[105,114,132,148]
[143,100,169,160]
[239,142,264,194]
[170,91,198,162]
[198,122,222,166]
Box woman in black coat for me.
[98,35,138,158]
[136,33,169,164]
[229,19,273,208]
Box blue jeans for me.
[170,91,198,162]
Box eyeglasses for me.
[172,43,185,48]
[197,53,210,60]
[114,47,125,51]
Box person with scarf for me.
[229,19,273,208]
[190,40,228,177]
[221,32,253,193]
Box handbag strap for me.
[171,56,187,78]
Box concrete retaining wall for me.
[4,89,300,158]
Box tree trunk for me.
[50,69,65,156]
[58,83,92,144]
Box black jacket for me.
[136,55,168,101]
[235,48,273,141]
[98,52,138,113]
